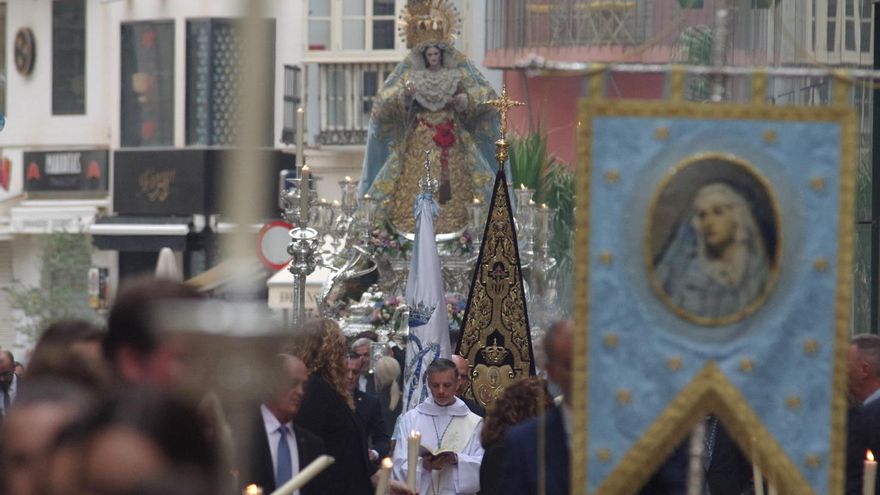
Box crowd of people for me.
[0,276,575,495]
[3,275,880,495]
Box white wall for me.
[1,0,109,149]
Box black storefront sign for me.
[23,149,109,192]
[113,148,295,217]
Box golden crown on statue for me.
[398,0,461,48]
[480,338,509,366]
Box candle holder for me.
[286,226,319,327]
[534,204,556,263]
[467,198,486,254]
[360,194,378,230]
[513,186,535,260]
[339,177,359,218]
[527,204,559,331]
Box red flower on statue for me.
[432,122,456,149]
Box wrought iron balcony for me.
[484,0,774,68]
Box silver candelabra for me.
[280,167,379,326]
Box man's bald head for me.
[0,349,15,366]
[451,354,470,396]
[544,320,573,403]
[0,349,15,391]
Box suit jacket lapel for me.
[293,424,316,467]
[251,411,276,492]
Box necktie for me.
[276,425,293,488]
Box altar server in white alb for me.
[392,358,484,494]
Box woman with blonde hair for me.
[373,356,403,437]
[289,319,373,495]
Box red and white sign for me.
[256,220,293,271]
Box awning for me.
[266,265,331,310]
[90,216,192,251]
[10,204,99,234]
[185,258,268,293]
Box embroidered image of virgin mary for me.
[649,161,780,325]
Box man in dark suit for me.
[244,353,327,494]
[846,335,880,494]
[451,354,486,417]
[348,353,390,464]
[352,338,377,395]
[499,320,688,495]
[498,320,573,495]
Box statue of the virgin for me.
[358,0,499,235]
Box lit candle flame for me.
[364,194,371,200]
[520,183,526,190]
[473,198,481,204]
[345,176,352,182]
[869,450,875,462]
[296,107,304,115]
[244,484,262,495]
[528,199,535,205]
[541,203,548,209]
[382,457,393,469]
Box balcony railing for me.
[317,62,395,146]
[485,0,773,66]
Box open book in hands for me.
[418,445,456,463]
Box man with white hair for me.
[351,337,377,395]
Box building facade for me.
[0,0,499,354]
[484,0,876,331]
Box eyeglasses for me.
[0,371,14,378]
[355,352,370,359]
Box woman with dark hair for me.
[45,386,221,495]
[27,320,112,393]
[478,377,552,495]
[290,319,373,495]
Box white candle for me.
[270,455,335,495]
[300,165,310,225]
[767,484,777,495]
[407,430,421,491]
[374,457,392,495]
[752,463,764,495]
[296,107,305,166]
[865,450,877,495]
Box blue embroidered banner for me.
[573,99,855,495]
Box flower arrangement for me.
[365,223,412,258]
[454,231,474,256]
[368,294,403,327]
[446,294,467,331]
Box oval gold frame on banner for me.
[645,152,783,326]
